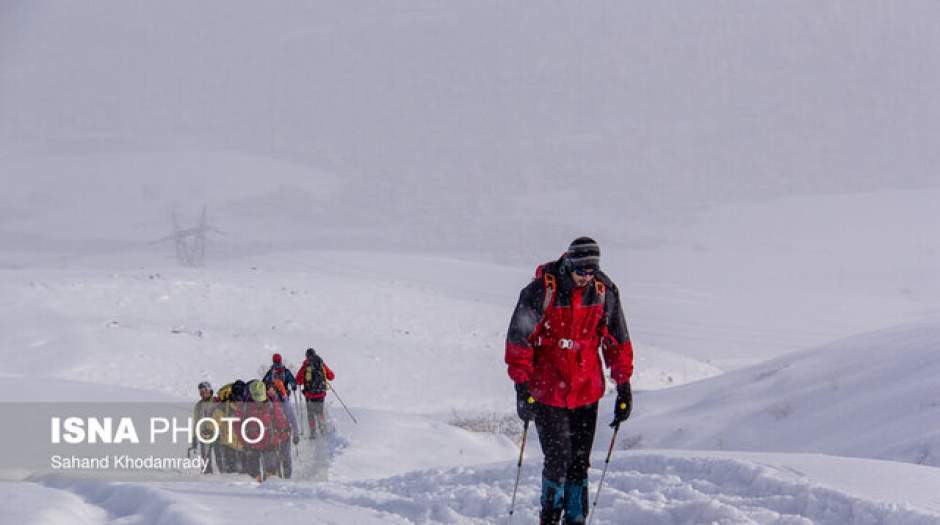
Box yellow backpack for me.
[217,383,233,401]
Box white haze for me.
[1,1,938,257]
[0,3,937,367]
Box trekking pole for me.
[507,420,529,525]
[587,422,620,525]
[202,451,211,475]
[295,391,304,437]
[327,382,357,424]
[301,394,308,433]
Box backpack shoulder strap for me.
[542,272,556,312]
[594,279,606,300]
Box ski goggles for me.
[572,267,596,277]
[198,382,212,391]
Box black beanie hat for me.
[306,348,316,359]
[566,236,600,270]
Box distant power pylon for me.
[153,205,223,267]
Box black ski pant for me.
[198,442,223,474]
[533,401,598,484]
[220,445,242,473]
[245,448,278,480]
[276,438,293,479]
[306,399,326,437]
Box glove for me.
[610,382,632,427]
[515,382,536,422]
[292,433,300,445]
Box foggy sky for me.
[1,1,938,254]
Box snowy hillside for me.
[0,251,719,414]
[625,321,940,467]
[1,242,939,522]
[0,181,937,522]
[3,185,935,383]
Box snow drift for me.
[627,321,940,466]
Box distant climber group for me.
[188,347,336,481]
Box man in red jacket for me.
[296,347,336,438]
[505,237,634,525]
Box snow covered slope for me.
[1,254,938,523]
[4,374,940,523]
[0,189,935,522]
[2,186,934,373]
[8,449,940,524]
[0,252,720,414]
[626,321,940,467]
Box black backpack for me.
[303,356,327,394]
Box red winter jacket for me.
[267,392,292,446]
[240,401,275,450]
[296,358,335,400]
[505,258,634,409]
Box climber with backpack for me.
[263,353,297,396]
[267,380,299,478]
[217,379,249,474]
[187,381,222,474]
[505,237,635,525]
[296,347,335,438]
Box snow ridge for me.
[631,321,940,467]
